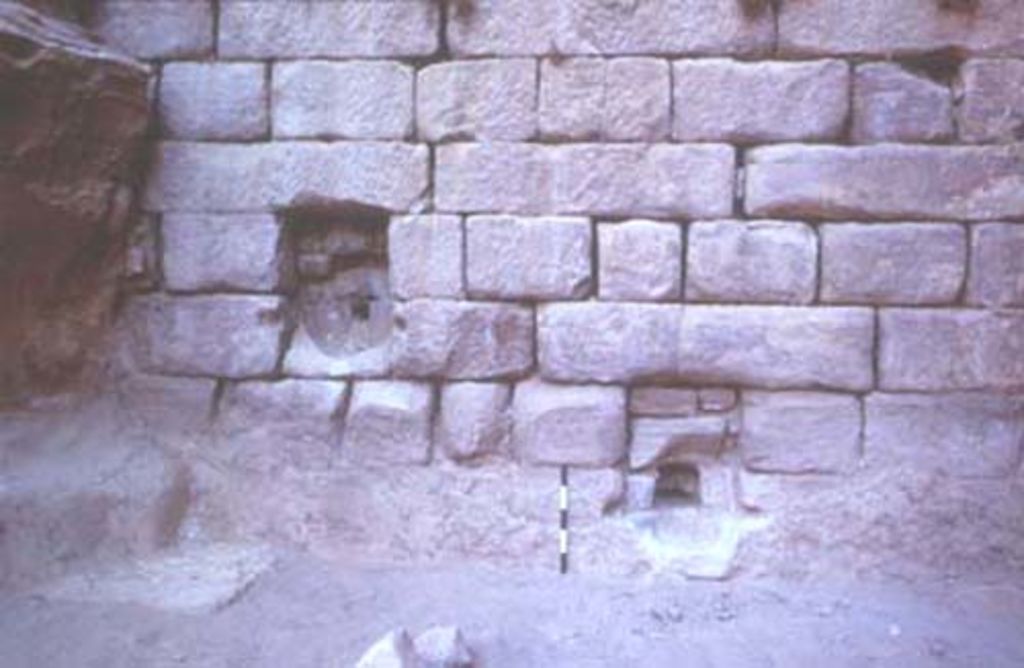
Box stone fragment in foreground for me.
[436,383,512,462]
[417,59,536,141]
[355,629,418,668]
[851,63,953,143]
[131,295,286,378]
[745,144,1024,221]
[742,392,861,474]
[820,223,965,304]
[413,625,475,668]
[514,379,626,467]
[466,215,592,300]
[879,309,1024,391]
[388,215,464,299]
[538,303,680,383]
[685,220,817,304]
[673,59,849,143]
[391,300,533,380]
[343,381,433,465]
[967,223,1024,307]
[677,306,874,391]
[161,214,288,293]
[598,220,682,301]
[436,143,734,218]
[865,393,1024,478]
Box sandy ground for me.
[1,545,1022,668]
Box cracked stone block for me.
[539,303,679,384]
[630,387,698,417]
[89,0,213,59]
[865,392,1024,478]
[343,381,433,465]
[417,59,536,141]
[778,0,1024,57]
[673,59,849,143]
[466,215,592,300]
[391,300,534,380]
[598,220,681,301]
[851,63,953,143]
[742,391,861,474]
[219,0,439,58]
[677,306,875,391]
[686,221,817,304]
[436,143,735,218]
[217,380,348,472]
[388,215,464,299]
[513,379,626,467]
[144,142,429,213]
[436,382,512,462]
[967,223,1024,307]
[539,58,670,141]
[159,62,267,141]
[745,144,1024,221]
[161,214,288,293]
[879,309,1024,391]
[629,416,731,471]
[272,61,414,140]
[131,295,286,378]
[820,223,965,305]
[960,59,1024,143]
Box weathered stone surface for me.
[284,325,390,380]
[960,59,1024,143]
[343,381,433,465]
[967,223,1024,307]
[417,59,536,141]
[686,221,817,304]
[513,379,626,467]
[436,383,512,462]
[699,388,737,413]
[742,391,861,474]
[217,380,348,471]
[272,61,413,140]
[114,374,216,433]
[1,3,150,400]
[865,392,1024,478]
[159,62,267,141]
[130,295,286,378]
[598,220,681,301]
[851,63,953,143]
[161,214,287,293]
[630,416,730,470]
[630,387,698,417]
[879,309,1024,391]
[820,223,965,305]
[673,59,849,143]
[219,0,439,58]
[778,0,1024,57]
[539,58,670,141]
[391,301,533,380]
[466,215,592,299]
[538,303,679,383]
[355,629,418,668]
[678,306,875,391]
[446,0,557,55]
[90,0,213,59]
[413,626,474,668]
[435,143,735,218]
[144,142,429,213]
[388,215,463,299]
[746,144,1024,221]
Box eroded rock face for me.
[0,2,149,402]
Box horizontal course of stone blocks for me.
[95,0,1024,488]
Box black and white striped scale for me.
[559,465,569,575]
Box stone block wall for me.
[91,0,1024,578]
